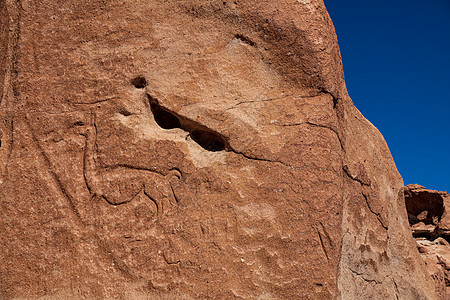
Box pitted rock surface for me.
[0,0,437,299]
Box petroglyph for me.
[83,112,181,217]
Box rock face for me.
[0,0,437,299]
[404,184,450,298]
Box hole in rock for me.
[443,235,450,244]
[147,94,228,151]
[73,121,85,126]
[130,76,147,89]
[235,34,255,46]
[149,98,181,129]
[118,108,133,116]
[406,191,444,226]
[190,130,225,152]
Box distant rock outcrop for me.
[0,0,438,299]
[404,184,450,298]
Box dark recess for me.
[405,191,444,225]
[190,130,225,152]
[147,94,227,152]
[130,76,147,89]
[235,34,256,46]
[148,98,181,129]
[73,121,85,127]
[118,108,133,116]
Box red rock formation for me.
[0,0,437,299]
[404,184,450,298]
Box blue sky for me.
[324,1,450,192]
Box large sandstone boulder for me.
[0,0,437,299]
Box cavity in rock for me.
[130,76,147,89]
[190,130,225,152]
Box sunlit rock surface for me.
[0,0,437,299]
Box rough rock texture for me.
[404,184,450,298]
[0,0,437,299]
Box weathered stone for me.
[0,0,437,299]
[404,184,450,242]
[415,238,450,299]
[405,184,448,226]
[404,184,450,299]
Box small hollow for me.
[190,130,225,152]
[150,102,181,129]
[315,283,324,287]
[118,108,133,116]
[73,121,85,127]
[147,94,227,151]
[234,34,256,46]
[130,76,147,89]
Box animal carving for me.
[82,112,181,217]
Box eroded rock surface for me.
[0,0,437,299]
[404,184,450,298]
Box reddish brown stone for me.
[0,0,437,299]
[404,184,450,299]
